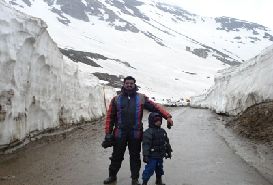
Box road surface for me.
[0,107,271,185]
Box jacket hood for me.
[148,112,162,128]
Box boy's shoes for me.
[103,176,117,184]
[155,176,166,185]
[131,178,141,185]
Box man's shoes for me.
[131,178,141,185]
[103,176,117,184]
[155,176,166,185]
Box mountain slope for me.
[6,0,273,102]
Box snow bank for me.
[191,45,273,115]
[0,1,116,146]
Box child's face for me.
[154,120,162,127]
[154,116,162,127]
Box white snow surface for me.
[191,45,273,115]
[5,0,273,104]
[0,0,116,146]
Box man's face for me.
[124,79,135,90]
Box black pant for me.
[109,130,142,179]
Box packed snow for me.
[0,0,116,146]
[191,45,273,115]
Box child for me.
[142,112,173,185]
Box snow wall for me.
[191,45,273,115]
[0,1,116,147]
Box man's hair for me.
[123,76,136,83]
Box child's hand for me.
[165,152,172,159]
[143,156,149,163]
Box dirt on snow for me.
[226,101,273,145]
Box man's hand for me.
[143,156,149,163]
[101,134,114,149]
[167,117,173,129]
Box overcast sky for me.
[163,0,273,30]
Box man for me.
[102,76,173,185]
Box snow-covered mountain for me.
[5,0,273,102]
[0,0,116,147]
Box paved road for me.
[0,107,271,185]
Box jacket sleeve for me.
[142,129,153,157]
[105,97,117,134]
[143,95,172,120]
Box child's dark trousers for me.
[142,158,164,183]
